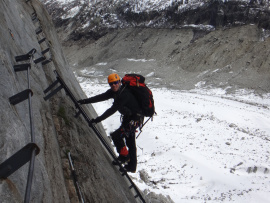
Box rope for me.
[24,51,37,203]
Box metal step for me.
[0,143,40,179]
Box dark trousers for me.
[110,115,142,170]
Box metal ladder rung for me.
[38,38,46,44]
[15,54,30,62]
[35,27,42,35]
[41,48,50,55]
[9,89,33,105]
[42,59,52,65]
[15,49,36,62]
[74,110,81,118]
[0,143,40,179]
[34,56,46,64]
[31,13,37,21]
[32,18,39,24]
[13,63,31,72]
[44,84,63,101]
[43,80,59,94]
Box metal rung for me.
[129,185,134,189]
[34,56,46,64]
[41,48,50,55]
[0,143,40,179]
[38,38,46,44]
[134,194,139,198]
[9,89,33,105]
[31,13,38,22]
[74,110,81,118]
[31,13,37,20]
[44,85,63,101]
[15,49,36,62]
[35,27,42,35]
[42,59,52,65]
[27,48,36,56]
[13,63,31,72]
[31,12,36,17]
[15,54,30,62]
[43,80,59,94]
[32,18,39,24]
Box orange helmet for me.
[108,73,120,83]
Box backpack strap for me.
[117,85,126,97]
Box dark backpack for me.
[122,74,155,117]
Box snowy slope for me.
[76,71,270,203]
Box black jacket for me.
[83,85,142,122]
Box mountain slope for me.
[66,24,270,95]
[41,0,270,95]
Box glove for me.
[78,99,86,104]
[91,117,101,124]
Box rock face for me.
[0,1,139,202]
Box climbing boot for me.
[112,154,130,165]
[117,154,130,164]
[120,164,136,173]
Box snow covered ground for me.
[77,76,270,203]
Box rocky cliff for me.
[0,1,142,202]
[43,0,270,43]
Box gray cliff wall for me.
[0,0,137,202]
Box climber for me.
[78,73,143,173]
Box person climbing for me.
[78,73,144,173]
